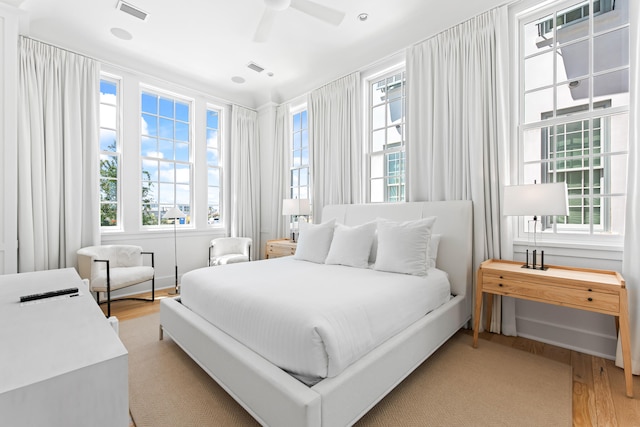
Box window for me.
[140,90,192,226]
[367,70,406,202]
[290,109,309,200]
[206,108,222,225]
[518,0,629,238]
[99,77,121,228]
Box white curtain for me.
[271,103,291,239]
[230,105,261,261]
[17,37,100,272]
[617,1,640,375]
[308,73,362,221]
[406,6,514,334]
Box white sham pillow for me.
[293,219,336,264]
[325,222,377,268]
[374,217,436,276]
[428,234,441,269]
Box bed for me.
[160,201,473,426]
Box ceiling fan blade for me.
[290,0,345,26]
[254,8,277,42]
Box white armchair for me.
[209,237,252,266]
[77,245,155,317]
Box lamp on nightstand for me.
[503,182,568,270]
[282,198,311,242]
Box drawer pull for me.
[588,297,593,302]
[498,283,504,287]
[588,288,593,292]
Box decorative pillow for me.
[428,234,442,269]
[373,217,436,276]
[293,219,336,264]
[325,222,377,268]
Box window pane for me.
[523,14,553,57]
[176,184,190,205]
[557,40,588,83]
[208,169,219,186]
[372,105,385,129]
[175,164,190,184]
[100,104,116,129]
[175,121,189,142]
[159,97,174,118]
[159,118,174,139]
[158,140,173,160]
[207,129,218,146]
[141,114,157,136]
[525,51,554,90]
[175,142,189,162]
[100,81,117,102]
[141,137,157,157]
[370,152,384,179]
[101,203,118,227]
[100,129,117,152]
[594,0,628,33]
[159,183,174,204]
[141,93,157,114]
[370,179,384,203]
[142,159,158,181]
[206,110,218,129]
[556,1,590,44]
[207,148,219,166]
[593,69,629,105]
[175,102,189,122]
[524,87,553,123]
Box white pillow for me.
[374,217,436,276]
[293,219,336,264]
[325,222,377,268]
[428,234,441,269]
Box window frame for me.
[515,0,629,246]
[365,67,406,203]
[289,106,310,201]
[139,85,194,228]
[99,74,122,231]
[206,105,224,227]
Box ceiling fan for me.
[254,0,346,42]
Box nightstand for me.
[265,239,297,259]
[473,258,633,398]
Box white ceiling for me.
[13,0,507,108]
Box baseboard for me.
[516,315,617,360]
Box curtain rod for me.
[18,35,255,111]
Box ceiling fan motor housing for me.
[265,0,291,11]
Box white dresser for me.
[0,268,129,427]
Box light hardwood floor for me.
[106,289,640,427]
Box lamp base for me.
[520,264,549,271]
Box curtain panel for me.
[230,105,261,261]
[308,72,362,221]
[405,6,514,334]
[617,1,640,375]
[17,37,100,272]
[271,103,291,239]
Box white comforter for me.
[180,257,450,384]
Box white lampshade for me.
[163,206,186,219]
[503,182,569,217]
[282,199,311,216]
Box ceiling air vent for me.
[116,1,149,21]
[247,62,265,73]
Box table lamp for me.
[282,198,311,242]
[503,182,568,270]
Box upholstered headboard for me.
[321,201,473,299]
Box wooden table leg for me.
[473,269,483,348]
[619,288,634,398]
[485,294,494,332]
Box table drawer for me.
[266,243,296,258]
[483,273,620,313]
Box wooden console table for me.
[473,259,633,398]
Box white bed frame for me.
[160,201,473,426]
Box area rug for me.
[120,313,572,426]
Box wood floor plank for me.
[572,351,597,426]
[605,359,640,426]
[573,381,594,427]
[591,356,618,427]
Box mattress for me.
[180,257,451,384]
